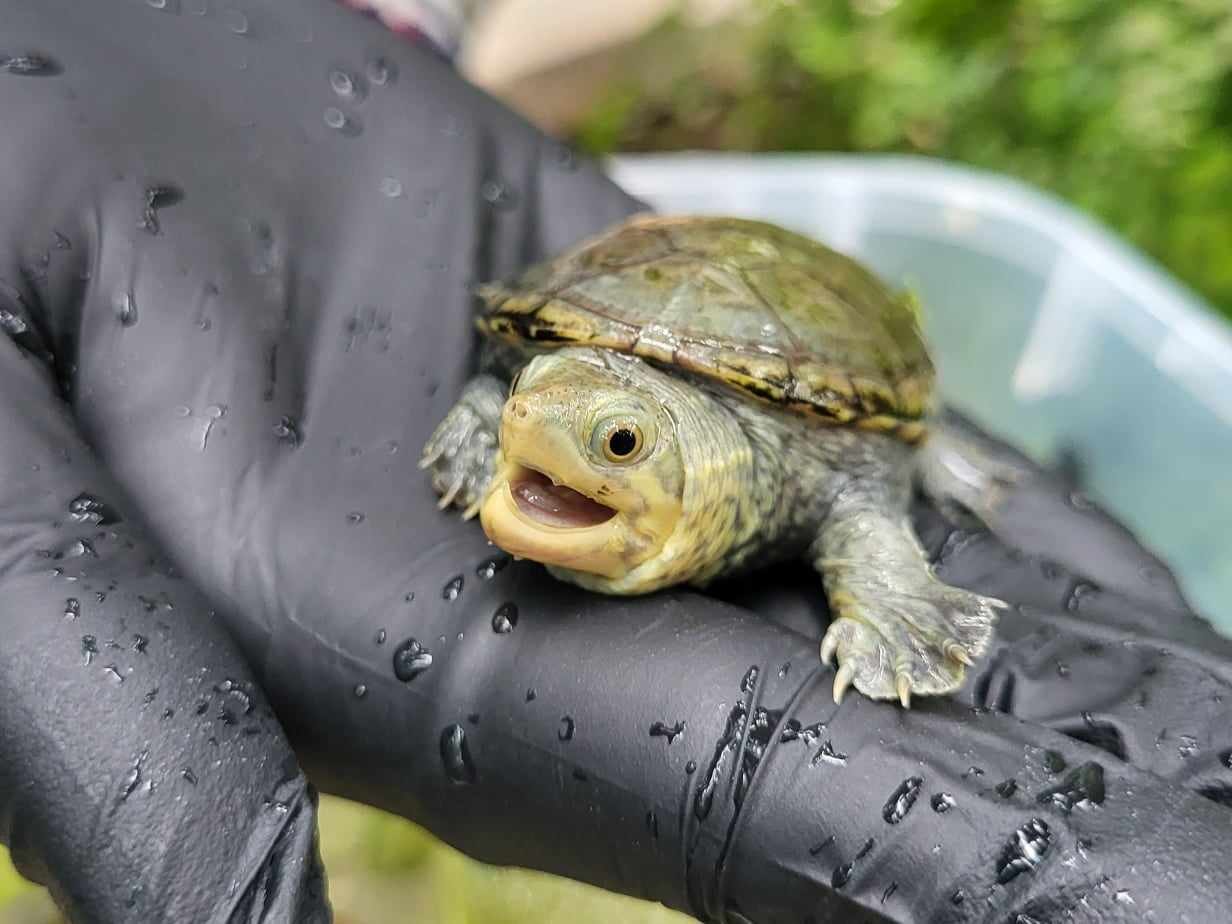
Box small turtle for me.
[421,215,1005,706]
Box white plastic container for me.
[609,153,1232,626]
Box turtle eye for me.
[606,426,642,460]
[594,420,645,464]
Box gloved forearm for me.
[287,528,1232,923]
[0,333,327,922]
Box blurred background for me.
[4,0,1231,920]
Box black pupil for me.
[608,428,637,457]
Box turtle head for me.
[479,348,687,589]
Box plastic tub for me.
[608,153,1232,628]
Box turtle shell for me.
[477,215,935,442]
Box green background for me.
[580,0,1232,322]
[5,0,1231,920]
[0,798,688,923]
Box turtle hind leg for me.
[812,489,1004,707]
[419,374,506,519]
[914,416,1030,528]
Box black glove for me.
[3,3,1232,923]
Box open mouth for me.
[509,465,616,529]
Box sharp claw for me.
[945,641,974,666]
[896,672,912,709]
[418,449,442,470]
[988,596,1010,611]
[819,632,838,666]
[438,476,464,509]
[461,498,483,520]
[832,662,855,704]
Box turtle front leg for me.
[419,374,506,519]
[812,490,1004,707]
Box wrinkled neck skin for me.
[552,357,774,594]
[673,382,920,583]
[688,388,917,577]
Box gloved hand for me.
[3,3,1232,923]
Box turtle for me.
[420,214,1005,707]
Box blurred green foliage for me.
[315,798,685,924]
[576,0,1232,318]
[0,855,30,906]
[1,798,690,923]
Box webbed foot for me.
[419,375,506,519]
[819,568,1003,707]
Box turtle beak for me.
[499,462,617,530]
[478,392,647,579]
[479,475,630,580]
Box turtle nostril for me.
[512,400,529,420]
